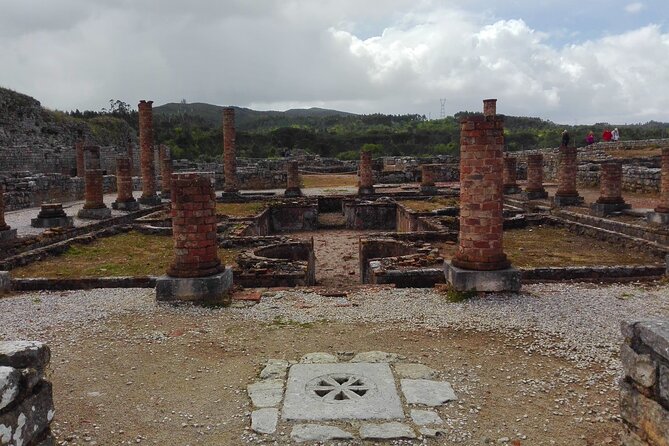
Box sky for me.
[1,0,668,124]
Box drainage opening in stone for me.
[308,374,373,402]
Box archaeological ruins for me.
[1,94,668,445]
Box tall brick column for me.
[222,107,239,195]
[160,145,173,197]
[358,150,374,195]
[592,161,629,216]
[112,155,139,211]
[156,173,233,303]
[445,99,520,292]
[75,140,85,177]
[77,167,111,220]
[420,164,438,194]
[647,148,669,225]
[553,145,583,206]
[0,184,17,242]
[285,160,302,197]
[138,100,161,205]
[503,155,521,194]
[127,137,136,177]
[523,154,548,199]
[84,145,101,171]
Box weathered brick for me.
[138,100,157,200]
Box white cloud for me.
[0,1,667,124]
[625,2,645,13]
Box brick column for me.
[503,155,520,194]
[167,173,222,278]
[523,154,548,199]
[358,150,374,195]
[452,101,509,271]
[420,164,438,194]
[223,107,238,194]
[160,145,173,197]
[75,140,85,177]
[597,162,624,204]
[655,148,669,213]
[127,137,136,176]
[112,155,139,211]
[84,145,101,171]
[553,145,583,206]
[138,100,160,205]
[285,160,302,197]
[77,167,111,219]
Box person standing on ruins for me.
[561,129,570,147]
[586,131,595,145]
[602,128,613,142]
[612,128,620,141]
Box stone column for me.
[112,155,139,211]
[222,107,239,195]
[0,185,17,242]
[592,162,628,216]
[77,167,111,220]
[523,154,548,199]
[156,173,232,303]
[445,99,520,292]
[138,100,161,205]
[358,150,374,195]
[420,164,438,195]
[75,140,85,177]
[284,160,302,197]
[502,155,521,194]
[553,145,583,206]
[647,147,669,225]
[160,145,173,198]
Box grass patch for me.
[216,202,267,217]
[444,288,477,302]
[11,231,240,278]
[399,197,459,212]
[302,174,357,188]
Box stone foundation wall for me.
[0,341,55,446]
[620,320,669,445]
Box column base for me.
[159,191,171,200]
[0,271,10,293]
[358,187,375,195]
[155,269,233,304]
[521,189,548,200]
[646,211,669,226]
[77,207,112,220]
[420,185,438,195]
[444,260,521,292]
[0,228,17,243]
[590,202,630,217]
[138,195,162,206]
[111,200,140,211]
[30,216,74,228]
[503,185,522,195]
[284,187,303,197]
[551,195,584,207]
[219,191,245,203]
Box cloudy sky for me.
[1,0,668,124]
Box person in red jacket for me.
[602,129,613,141]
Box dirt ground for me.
[46,308,621,445]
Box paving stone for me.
[394,363,439,379]
[419,427,448,438]
[290,424,354,443]
[401,379,457,406]
[259,359,289,380]
[410,409,443,425]
[300,352,338,364]
[0,341,50,372]
[359,422,416,440]
[621,344,656,388]
[0,366,20,411]
[282,363,404,421]
[247,379,284,408]
[350,351,403,363]
[251,408,278,434]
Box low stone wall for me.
[0,341,55,445]
[344,200,396,230]
[620,320,669,445]
[270,202,318,232]
[235,240,315,287]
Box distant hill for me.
[153,102,355,131]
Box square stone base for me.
[31,216,74,228]
[219,191,245,203]
[138,195,162,206]
[646,211,669,226]
[284,187,303,197]
[358,187,375,196]
[551,195,584,207]
[77,207,112,220]
[419,185,438,195]
[590,202,630,217]
[0,271,10,292]
[444,261,521,292]
[503,185,522,195]
[111,200,140,211]
[521,189,548,200]
[0,228,17,242]
[155,269,233,304]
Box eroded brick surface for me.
[598,161,625,204]
[115,156,135,203]
[138,100,157,200]
[526,154,545,193]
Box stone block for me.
[0,272,10,293]
[419,185,438,195]
[284,187,302,197]
[0,342,50,372]
[637,320,669,362]
[620,379,669,446]
[30,216,73,228]
[0,381,54,446]
[290,425,353,443]
[155,269,233,304]
[660,365,669,405]
[444,261,521,292]
[138,195,162,206]
[591,202,631,217]
[621,344,657,388]
[0,366,20,411]
[552,195,584,207]
[647,212,669,226]
[400,379,457,406]
[359,422,416,440]
[247,379,284,408]
[76,207,111,220]
[0,229,17,243]
[251,408,278,434]
[521,190,548,200]
[111,200,140,211]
